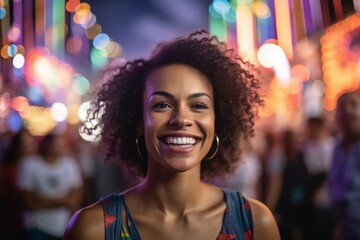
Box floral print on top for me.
[100,188,254,240]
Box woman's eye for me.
[153,102,171,110]
[192,103,208,110]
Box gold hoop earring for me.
[205,134,220,160]
[136,136,145,160]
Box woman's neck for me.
[130,167,208,216]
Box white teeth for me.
[165,137,196,145]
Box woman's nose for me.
[168,108,193,128]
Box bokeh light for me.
[252,1,270,19]
[13,54,25,69]
[51,102,68,122]
[93,33,110,49]
[81,14,96,29]
[7,111,22,132]
[23,106,57,136]
[257,43,283,68]
[7,44,17,57]
[66,0,80,12]
[1,45,9,58]
[11,96,29,112]
[213,0,230,15]
[104,41,122,58]
[209,3,222,18]
[0,8,6,19]
[17,44,25,55]
[291,64,310,82]
[90,48,108,68]
[7,25,22,42]
[73,3,92,25]
[66,36,83,53]
[67,103,80,125]
[311,80,325,97]
[27,85,43,104]
[86,23,102,39]
[72,74,90,96]
[258,43,291,86]
[25,49,74,93]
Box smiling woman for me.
[63,30,280,240]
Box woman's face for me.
[142,64,215,174]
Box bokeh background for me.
[1,0,360,239]
[0,0,359,137]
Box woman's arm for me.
[63,203,105,240]
[248,198,281,240]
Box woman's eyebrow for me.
[149,91,174,101]
[188,93,213,101]
[149,91,212,101]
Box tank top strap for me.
[99,193,140,240]
[221,188,254,240]
[99,193,123,240]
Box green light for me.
[73,75,90,96]
[209,15,228,42]
[90,48,108,69]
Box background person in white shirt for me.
[18,133,83,240]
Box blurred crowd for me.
[0,90,359,240]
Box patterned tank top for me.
[100,188,254,240]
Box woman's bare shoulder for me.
[63,202,105,240]
[247,198,281,240]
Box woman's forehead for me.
[144,64,213,96]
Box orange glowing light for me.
[57,63,73,88]
[23,106,57,136]
[236,5,256,62]
[75,2,90,11]
[11,96,29,112]
[86,24,102,39]
[104,41,122,58]
[291,65,310,82]
[1,45,9,58]
[66,0,80,12]
[321,13,360,111]
[67,103,80,125]
[274,0,293,59]
[251,1,270,19]
[73,9,92,25]
[285,78,302,95]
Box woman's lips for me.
[160,135,201,153]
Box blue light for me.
[213,0,230,15]
[0,8,6,19]
[93,33,110,49]
[7,111,22,132]
[12,67,23,77]
[27,85,43,105]
[209,3,222,19]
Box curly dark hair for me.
[85,30,263,178]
